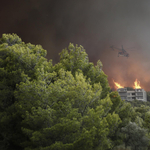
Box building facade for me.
[117,88,147,102]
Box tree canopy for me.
[0,34,150,150]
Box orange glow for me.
[133,79,141,89]
[113,80,124,89]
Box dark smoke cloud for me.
[1,0,150,90]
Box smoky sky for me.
[1,0,150,91]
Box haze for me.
[1,0,150,90]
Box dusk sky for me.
[1,0,150,90]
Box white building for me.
[117,88,147,102]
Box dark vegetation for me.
[0,34,150,150]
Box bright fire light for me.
[113,80,124,89]
[133,79,141,89]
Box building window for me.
[136,93,143,96]
[138,96,143,99]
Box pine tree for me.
[54,43,110,99]
[121,122,149,150]
[0,34,124,150]
[0,33,53,150]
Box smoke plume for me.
[1,0,150,90]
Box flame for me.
[133,79,141,89]
[113,80,124,89]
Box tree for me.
[0,33,53,150]
[121,122,149,150]
[54,43,110,99]
[16,45,122,149]
[107,92,134,149]
[15,69,119,150]
[129,99,150,108]
[0,34,122,150]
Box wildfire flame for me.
[133,79,141,89]
[113,80,124,89]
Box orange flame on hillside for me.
[113,80,124,89]
[133,79,141,89]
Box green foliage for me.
[0,33,53,150]
[125,100,150,149]
[0,34,118,150]
[121,122,149,150]
[1,34,149,150]
[15,68,121,150]
[107,93,134,149]
[129,99,150,108]
[55,43,110,99]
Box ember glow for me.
[133,79,141,89]
[113,80,124,89]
